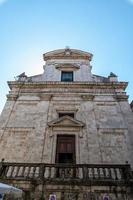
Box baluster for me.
[75,166,78,178]
[102,168,106,178]
[15,166,20,177]
[71,167,74,178]
[66,167,70,178]
[97,167,100,179]
[108,168,112,179]
[58,167,61,178]
[4,166,9,178]
[45,166,50,179]
[76,167,79,178]
[48,166,52,179]
[21,166,26,177]
[83,166,88,180]
[35,167,39,177]
[43,166,46,179]
[120,167,125,180]
[53,166,57,178]
[6,166,12,177]
[39,165,44,179]
[67,167,72,178]
[61,168,65,178]
[26,166,31,178]
[65,168,67,178]
[12,166,16,177]
[91,167,95,179]
[71,167,73,178]
[10,166,15,178]
[32,166,36,178]
[88,167,90,179]
[51,166,55,179]
[65,168,68,178]
[56,166,61,178]
[114,168,118,180]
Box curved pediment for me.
[43,48,93,61]
[48,116,85,127]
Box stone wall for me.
[2,180,133,200]
[0,89,132,165]
[31,59,93,82]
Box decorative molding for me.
[81,95,94,101]
[6,94,18,101]
[8,81,128,91]
[96,103,117,106]
[98,128,128,135]
[48,116,85,128]
[50,127,81,132]
[2,127,35,131]
[55,63,80,71]
[113,95,129,101]
[43,48,93,61]
[79,130,84,138]
[17,102,38,106]
[56,108,78,112]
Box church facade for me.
[0,48,133,199]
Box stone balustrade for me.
[0,162,132,186]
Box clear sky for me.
[0,0,133,112]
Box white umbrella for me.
[0,182,23,198]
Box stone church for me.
[0,48,133,199]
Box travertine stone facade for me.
[0,48,133,166]
[0,48,133,199]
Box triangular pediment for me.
[48,116,85,127]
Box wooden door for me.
[56,135,75,164]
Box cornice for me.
[113,95,129,101]
[6,94,18,101]
[44,55,91,61]
[8,81,128,91]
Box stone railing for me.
[0,162,132,186]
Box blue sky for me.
[0,0,133,112]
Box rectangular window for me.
[61,71,73,82]
[59,113,74,118]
